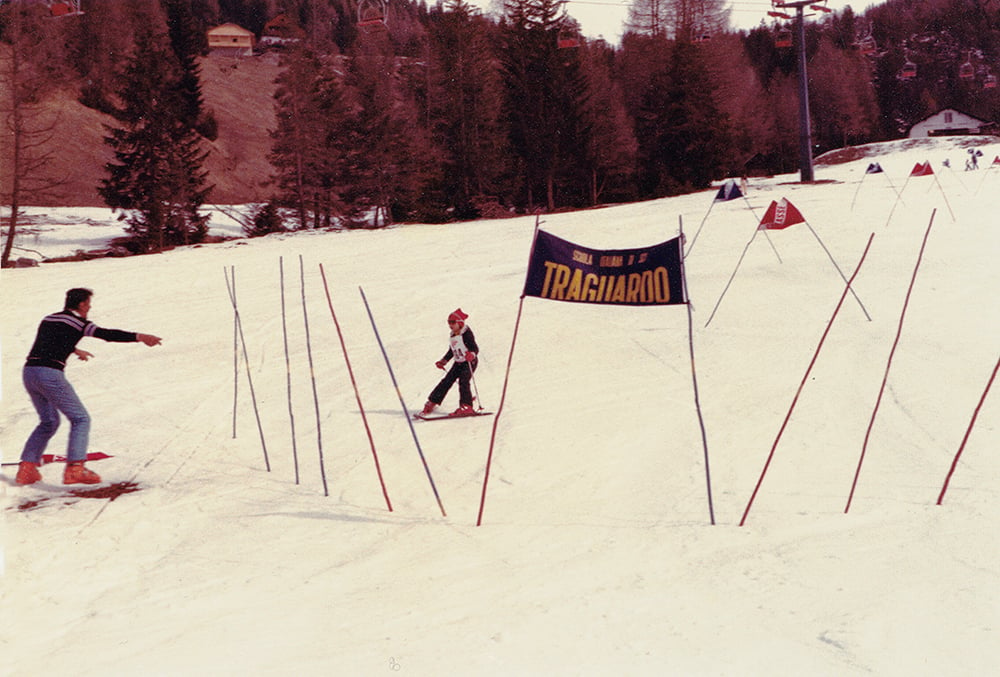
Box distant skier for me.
[420,308,479,417]
[15,288,162,486]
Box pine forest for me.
[2,0,999,251]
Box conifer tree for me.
[347,38,442,226]
[578,42,638,204]
[161,0,216,139]
[500,0,591,210]
[635,40,729,196]
[426,0,510,217]
[99,24,212,252]
[270,45,362,228]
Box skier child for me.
[421,309,479,417]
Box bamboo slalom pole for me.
[299,256,329,497]
[224,266,271,472]
[279,257,300,485]
[359,285,446,517]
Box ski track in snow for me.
[1,137,998,676]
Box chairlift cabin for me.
[768,10,791,19]
[985,73,997,89]
[809,3,832,12]
[855,36,877,56]
[557,30,580,49]
[357,0,387,30]
[898,61,917,80]
[47,0,83,17]
[775,29,793,49]
[959,61,975,80]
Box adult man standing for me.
[15,288,162,486]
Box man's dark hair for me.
[64,288,93,311]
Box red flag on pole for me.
[910,161,934,176]
[758,198,806,230]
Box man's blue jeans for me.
[21,366,91,464]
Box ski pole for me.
[468,357,485,412]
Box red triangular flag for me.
[911,161,934,177]
[992,155,1000,166]
[758,198,806,230]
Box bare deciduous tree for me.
[1,4,66,267]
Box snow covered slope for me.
[2,138,997,675]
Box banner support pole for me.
[680,215,715,525]
[476,216,541,526]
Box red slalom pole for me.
[937,355,999,505]
[740,232,876,526]
[845,210,936,513]
[320,265,393,512]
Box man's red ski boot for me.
[64,462,101,485]
[16,462,42,485]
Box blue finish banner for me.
[522,231,686,306]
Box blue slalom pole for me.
[359,286,446,517]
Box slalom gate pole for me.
[845,210,936,514]
[231,266,238,439]
[739,232,876,526]
[679,215,715,525]
[738,195,782,264]
[883,174,912,228]
[299,256,329,497]
[937,355,999,505]
[683,202,715,258]
[973,163,997,196]
[703,226,761,328]
[850,174,866,211]
[279,257,300,485]
[477,215,541,526]
[224,266,271,472]
[319,264,392,512]
[883,174,904,205]
[760,229,783,264]
[804,221,872,321]
[359,285,446,517]
[931,174,956,221]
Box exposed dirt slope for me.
[1,51,281,207]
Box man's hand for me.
[137,333,162,347]
[74,349,94,361]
